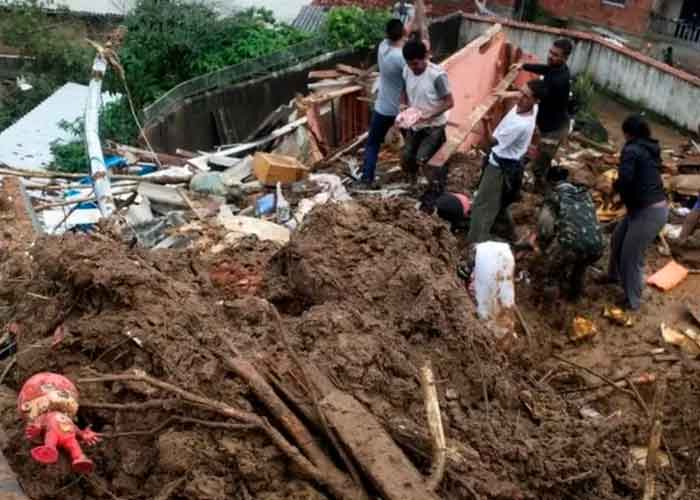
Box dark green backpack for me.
[553,182,604,259]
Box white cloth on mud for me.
[472,241,515,321]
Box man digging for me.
[467,79,547,244]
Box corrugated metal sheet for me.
[291,5,328,32]
[0,82,119,171]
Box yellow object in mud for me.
[603,306,634,327]
[571,317,598,341]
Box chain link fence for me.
[143,36,337,125]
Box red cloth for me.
[453,193,471,216]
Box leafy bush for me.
[324,7,391,50]
[0,0,93,83]
[48,98,138,173]
[117,1,311,109]
[571,73,608,143]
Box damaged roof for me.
[291,5,328,33]
[0,82,119,171]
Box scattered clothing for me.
[403,63,451,129]
[362,38,406,183]
[436,192,471,231]
[608,203,669,310]
[537,182,604,300]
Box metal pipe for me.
[85,53,116,218]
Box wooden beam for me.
[308,69,343,80]
[429,65,520,167]
[320,390,441,500]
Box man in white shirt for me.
[400,39,454,211]
[467,79,547,243]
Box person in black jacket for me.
[520,39,572,192]
[604,115,668,311]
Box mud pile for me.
[0,200,652,499]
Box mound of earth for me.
[0,200,649,499]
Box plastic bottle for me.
[276,182,291,224]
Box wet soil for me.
[0,95,698,500]
[0,189,692,500]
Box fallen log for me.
[320,389,441,500]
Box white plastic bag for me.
[473,242,515,321]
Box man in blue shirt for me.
[358,18,408,188]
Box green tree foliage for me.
[49,98,138,173]
[117,1,311,109]
[0,0,93,83]
[323,6,391,50]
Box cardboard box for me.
[253,152,309,186]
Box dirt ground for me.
[0,98,698,499]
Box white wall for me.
[460,17,700,132]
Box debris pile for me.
[0,198,666,499]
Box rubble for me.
[2,19,700,500]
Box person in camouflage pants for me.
[529,175,604,300]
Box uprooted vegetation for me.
[0,198,693,500]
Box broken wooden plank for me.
[308,69,344,80]
[105,143,187,167]
[570,132,616,154]
[336,64,365,77]
[306,85,363,104]
[320,390,440,500]
[308,77,356,90]
[429,64,520,167]
[187,116,309,171]
[214,108,238,146]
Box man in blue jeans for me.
[357,18,409,188]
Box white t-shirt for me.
[490,105,538,164]
[403,63,451,130]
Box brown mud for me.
[1,182,696,499]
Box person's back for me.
[552,182,603,260]
[375,38,406,118]
[617,137,666,215]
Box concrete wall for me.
[460,14,700,132]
